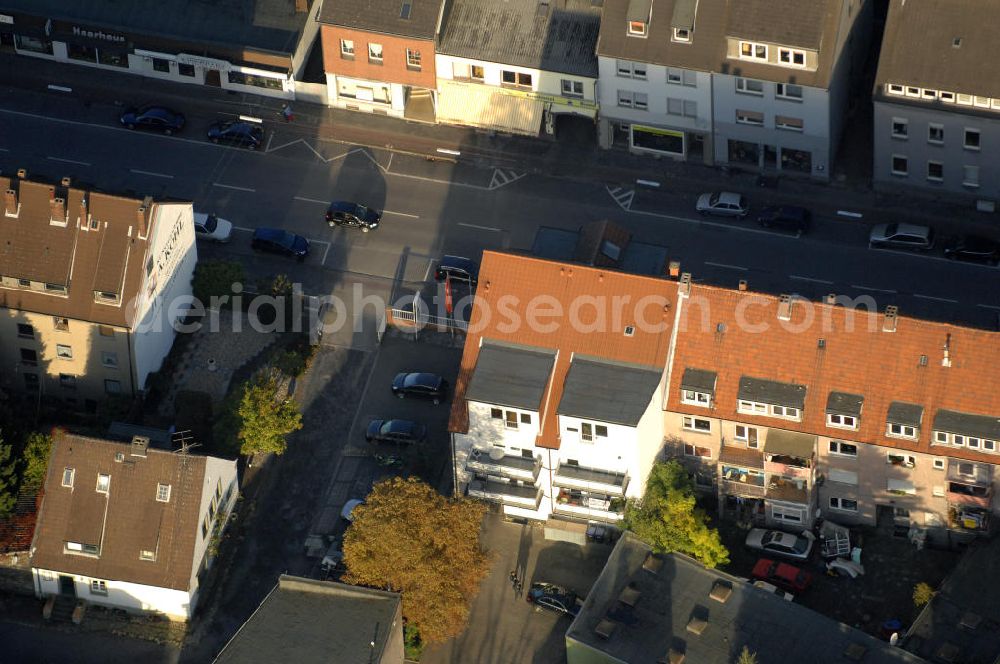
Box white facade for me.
[325,74,406,117]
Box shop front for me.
[630,124,685,158]
[727,139,816,176]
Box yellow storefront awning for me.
[437,81,543,137]
[548,102,597,120]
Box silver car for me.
[745,528,814,561]
[869,222,934,250]
[696,191,749,217]
[193,212,233,243]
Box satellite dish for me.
[889,633,899,646]
[488,447,505,461]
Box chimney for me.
[738,279,748,292]
[777,294,793,321]
[679,272,692,297]
[61,176,72,188]
[3,189,16,217]
[883,305,898,333]
[50,197,66,224]
[16,168,27,179]
[131,436,150,458]
[668,260,681,279]
[942,333,952,368]
[824,293,837,305]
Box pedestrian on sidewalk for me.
[509,570,518,589]
[281,103,295,122]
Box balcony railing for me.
[554,500,625,523]
[764,460,811,481]
[466,450,540,482]
[948,506,990,532]
[947,483,993,510]
[766,477,809,504]
[554,490,625,523]
[468,479,541,510]
[722,478,766,498]
[553,465,628,496]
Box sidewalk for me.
[1,51,995,234]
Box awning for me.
[437,80,543,136]
[548,102,597,119]
[764,429,816,458]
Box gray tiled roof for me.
[763,428,816,459]
[725,0,826,50]
[932,409,1000,440]
[558,356,662,426]
[319,0,444,39]
[465,340,556,411]
[437,0,602,77]
[826,391,864,417]
[681,368,717,394]
[738,376,807,409]
[887,401,924,427]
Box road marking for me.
[294,195,328,205]
[47,84,72,93]
[851,284,897,294]
[606,185,635,211]
[790,275,835,285]
[233,226,255,233]
[458,222,502,232]
[914,294,959,304]
[977,303,1000,311]
[705,261,749,271]
[0,147,11,152]
[130,169,173,179]
[322,241,331,265]
[47,156,91,166]
[423,260,435,282]
[489,168,525,190]
[213,182,256,193]
[383,210,420,219]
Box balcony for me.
[766,476,809,504]
[554,489,625,523]
[719,444,764,469]
[466,449,540,482]
[765,454,811,481]
[946,483,994,510]
[948,505,990,532]
[553,465,628,496]
[721,465,766,498]
[468,479,541,510]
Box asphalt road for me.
[1,103,998,332]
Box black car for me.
[757,205,810,234]
[207,120,264,150]
[365,419,427,444]
[251,227,309,260]
[120,106,186,134]
[326,201,382,232]
[943,235,1000,265]
[434,255,479,286]
[391,372,448,404]
[526,582,581,616]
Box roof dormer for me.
[671,0,697,43]
[626,0,652,38]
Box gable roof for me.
[214,576,403,664]
[667,285,1000,464]
[30,433,219,591]
[319,0,443,39]
[449,251,677,449]
[558,356,662,426]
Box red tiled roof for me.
[668,285,1000,463]
[449,251,678,449]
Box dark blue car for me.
[120,106,186,134]
[326,201,382,232]
[251,228,309,260]
[207,120,264,150]
[526,582,581,616]
[391,372,448,404]
[365,419,427,444]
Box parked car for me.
[119,105,185,134]
[193,212,233,243]
[365,419,427,445]
[869,222,934,250]
[751,558,813,593]
[943,235,1000,265]
[757,205,810,234]
[207,119,264,150]
[326,201,381,232]
[745,528,814,561]
[251,227,309,260]
[526,582,581,616]
[752,580,794,601]
[696,191,749,217]
[391,372,448,404]
[435,255,480,286]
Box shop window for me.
[68,44,98,63]
[152,57,171,73]
[781,148,812,173]
[227,70,283,90]
[97,50,128,68]
[632,126,683,155]
[178,63,195,77]
[15,35,53,55]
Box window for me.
[152,58,170,73]
[156,483,171,502]
[775,83,803,101]
[471,65,484,80]
[922,88,937,100]
[984,439,997,452]
[178,63,195,77]
[520,413,532,425]
[682,416,711,433]
[963,165,980,187]
[96,474,111,493]
[490,408,503,420]
[633,93,648,111]
[739,41,768,61]
[683,100,697,117]
[826,413,857,429]
[927,124,944,144]
[739,400,800,421]
[628,20,647,37]
[933,458,945,470]
[20,348,37,366]
[59,374,76,389]
[561,79,584,97]
[887,478,916,495]
[53,317,69,331]
[891,155,908,176]
[828,441,857,457]
[957,93,973,105]
[616,60,631,77]
[504,411,518,430]
[735,425,759,448]
[62,468,75,488]
[738,400,767,414]
[829,468,858,485]
[906,87,920,97]
[926,161,944,182]
[368,43,383,64]
[633,63,647,79]
[829,497,858,512]
[932,485,945,497]
[775,116,803,131]
[99,325,115,337]
[406,49,421,69]
[89,580,108,596]
[683,443,711,458]
[501,70,532,88]
[617,90,634,108]
[400,1,412,18]
[736,78,763,95]
[45,283,67,294]
[105,379,122,394]
[682,70,697,86]
[681,390,711,407]
[56,344,73,359]
[940,91,955,103]
[771,505,803,523]
[967,437,981,450]
[101,351,119,368]
[891,118,908,138]
[887,452,915,468]
[667,97,683,115]
[964,128,980,150]
[22,373,39,391]
[340,39,354,58]
[17,323,34,339]
[667,68,683,84]
[140,550,156,561]
[954,434,965,447]
[581,422,609,442]
[779,48,806,67]
[673,28,691,42]
[736,109,764,126]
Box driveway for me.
[423,514,613,664]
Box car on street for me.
[251,227,309,260]
[751,558,813,593]
[752,580,794,601]
[326,201,382,232]
[869,222,935,250]
[365,419,427,445]
[526,582,581,616]
[943,235,1000,265]
[745,528,814,561]
[696,191,749,217]
[193,212,233,243]
[391,372,448,404]
[207,119,264,150]
[435,255,480,286]
[757,205,810,234]
[120,105,186,134]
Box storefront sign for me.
[176,53,231,72]
[0,14,14,25]
[71,26,126,43]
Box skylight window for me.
[400,1,412,19]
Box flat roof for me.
[465,340,556,411]
[558,356,662,426]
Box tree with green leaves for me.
[19,432,52,490]
[192,260,244,308]
[0,433,18,518]
[237,372,302,456]
[343,477,490,644]
[624,459,729,568]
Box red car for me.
[751,558,813,593]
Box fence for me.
[387,307,468,334]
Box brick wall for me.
[320,25,436,88]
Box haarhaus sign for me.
[72,26,126,43]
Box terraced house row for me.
[449,252,1000,546]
